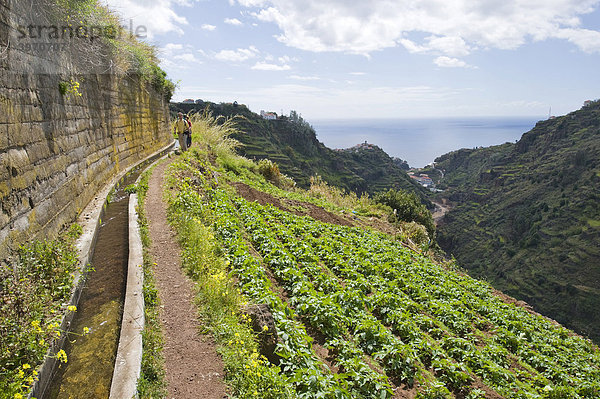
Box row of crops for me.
[172,159,600,398]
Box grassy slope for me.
[165,119,600,398]
[434,101,600,342]
[170,102,429,202]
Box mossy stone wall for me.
[0,0,171,261]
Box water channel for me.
[43,169,137,398]
[40,144,172,398]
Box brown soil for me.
[229,182,419,248]
[146,158,228,399]
[470,375,505,399]
[393,384,417,399]
[230,182,353,226]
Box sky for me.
[103,0,600,121]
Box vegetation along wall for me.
[0,0,173,260]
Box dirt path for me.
[432,198,452,225]
[145,158,228,399]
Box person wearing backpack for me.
[184,114,192,148]
[173,112,188,152]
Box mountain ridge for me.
[433,100,600,342]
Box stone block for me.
[66,162,78,177]
[7,147,29,173]
[0,225,9,259]
[26,140,52,164]
[7,122,31,147]
[9,167,36,191]
[13,212,29,232]
[34,198,57,228]
[0,206,8,229]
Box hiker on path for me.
[184,114,192,149]
[173,112,188,152]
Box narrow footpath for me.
[145,159,228,398]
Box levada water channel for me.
[40,147,170,398]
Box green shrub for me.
[256,159,296,189]
[0,226,80,397]
[375,189,435,237]
[401,221,429,246]
[258,159,281,181]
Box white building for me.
[260,110,277,120]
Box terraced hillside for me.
[165,135,600,398]
[434,101,600,342]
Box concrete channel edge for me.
[109,152,172,399]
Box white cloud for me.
[225,17,243,26]
[349,72,366,76]
[174,53,201,63]
[215,46,260,62]
[434,56,469,68]
[426,36,470,57]
[201,24,217,31]
[184,83,465,119]
[236,0,600,55]
[251,62,291,70]
[159,43,201,69]
[278,55,293,63]
[554,28,600,52]
[163,43,184,52]
[103,0,188,38]
[289,75,320,80]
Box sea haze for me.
[312,117,541,168]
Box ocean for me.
[312,117,541,168]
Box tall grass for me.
[48,0,175,98]
[187,109,256,172]
[308,175,377,215]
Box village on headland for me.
[333,142,444,192]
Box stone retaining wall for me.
[0,0,172,260]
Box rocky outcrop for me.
[243,303,281,365]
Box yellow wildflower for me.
[22,363,30,369]
[67,305,77,312]
[56,349,68,363]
